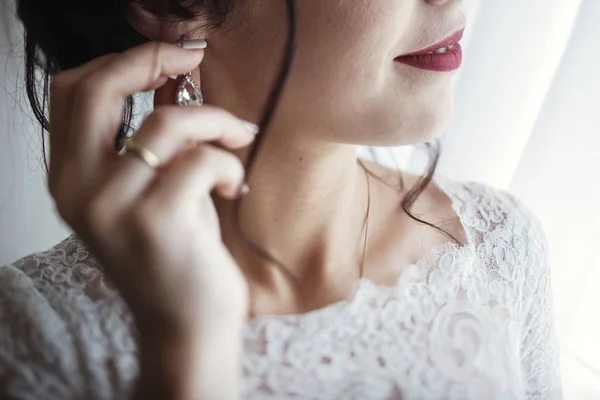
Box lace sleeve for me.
[0,262,82,399]
[0,235,138,400]
[514,200,563,399]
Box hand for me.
[47,41,255,399]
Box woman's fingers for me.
[104,105,257,204]
[145,144,247,213]
[66,42,205,165]
[95,41,205,98]
[140,105,258,154]
[50,39,257,239]
[50,53,119,89]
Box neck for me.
[212,130,371,301]
[201,47,374,310]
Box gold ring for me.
[123,138,161,169]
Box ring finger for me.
[104,106,257,205]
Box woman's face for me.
[128,0,467,147]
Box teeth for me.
[425,44,455,55]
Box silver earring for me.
[176,34,204,107]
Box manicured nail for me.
[235,183,249,198]
[242,121,260,135]
[181,39,207,50]
[168,75,178,80]
[240,183,250,196]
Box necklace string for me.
[358,160,371,281]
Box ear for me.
[122,2,208,43]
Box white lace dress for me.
[0,177,563,400]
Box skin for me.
[41,0,468,398]
[126,0,469,317]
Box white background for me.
[1,0,599,398]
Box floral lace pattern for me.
[0,177,562,399]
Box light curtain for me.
[365,1,599,397]
[441,1,600,397]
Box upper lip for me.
[397,28,465,57]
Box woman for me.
[0,0,562,398]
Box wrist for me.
[136,309,246,400]
[134,289,247,336]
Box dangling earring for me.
[175,34,204,107]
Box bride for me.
[0,0,562,398]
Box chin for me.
[353,84,455,147]
[402,98,454,145]
[363,106,453,147]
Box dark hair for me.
[16,0,463,293]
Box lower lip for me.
[394,43,463,72]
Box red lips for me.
[399,29,465,57]
[394,28,465,72]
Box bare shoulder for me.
[401,170,469,247]
[360,159,544,247]
[359,159,468,257]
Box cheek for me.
[257,0,454,145]
[303,2,410,70]
[291,0,408,78]
[283,1,410,112]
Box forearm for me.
[192,312,246,400]
[133,304,246,400]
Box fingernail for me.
[242,120,260,135]
[239,183,250,196]
[181,39,208,50]
[168,75,178,80]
